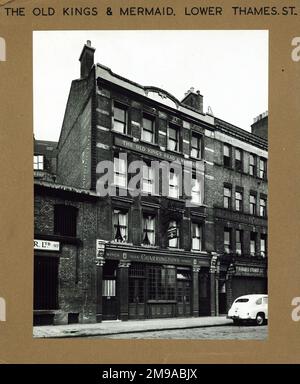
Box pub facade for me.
[33,41,268,325]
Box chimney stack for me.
[79,40,95,78]
[181,88,203,114]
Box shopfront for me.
[98,245,211,321]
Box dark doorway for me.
[199,271,210,316]
[102,260,118,320]
[34,255,59,310]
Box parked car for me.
[227,294,268,326]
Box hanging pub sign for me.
[34,239,60,252]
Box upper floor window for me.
[167,124,179,151]
[113,104,127,134]
[260,234,267,257]
[236,229,243,255]
[168,220,179,248]
[260,197,267,217]
[142,115,155,143]
[191,133,202,159]
[235,149,243,172]
[142,214,155,246]
[192,222,202,251]
[34,155,44,170]
[249,194,257,215]
[191,175,201,204]
[235,190,243,212]
[113,209,128,243]
[224,186,232,209]
[114,156,127,188]
[223,144,231,167]
[224,228,231,254]
[169,170,179,198]
[54,205,77,237]
[249,154,256,176]
[250,232,257,256]
[142,164,154,194]
[259,158,267,179]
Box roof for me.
[34,180,99,197]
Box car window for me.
[256,298,262,305]
[235,298,249,303]
[263,297,268,304]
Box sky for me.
[33,30,268,142]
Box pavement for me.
[33,316,232,339]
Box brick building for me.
[33,41,268,325]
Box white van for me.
[227,294,268,325]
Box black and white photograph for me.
[33,30,268,340]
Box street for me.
[95,324,268,340]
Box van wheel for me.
[256,313,265,326]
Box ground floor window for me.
[148,265,176,300]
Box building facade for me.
[33,41,268,325]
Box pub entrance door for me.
[129,278,146,319]
[102,261,118,320]
[177,280,191,317]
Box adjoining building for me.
[33,41,268,325]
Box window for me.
[250,232,257,256]
[169,170,179,198]
[114,155,127,188]
[250,194,257,215]
[113,105,127,134]
[235,190,243,212]
[142,116,155,143]
[34,155,44,170]
[168,220,179,248]
[54,205,77,237]
[223,144,231,167]
[259,158,267,179]
[192,222,202,251]
[191,133,202,159]
[191,174,201,204]
[260,234,267,257]
[142,164,154,194]
[236,229,243,255]
[224,228,231,254]
[224,186,232,209]
[260,197,267,217]
[142,215,155,246]
[102,280,116,297]
[113,210,128,243]
[148,265,176,300]
[167,124,179,151]
[235,149,243,172]
[249,154,256,176]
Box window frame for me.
[235,229,243,256]
[259,158,267,179]
[167,123,180,152]
[190,132,202,159]
[142,214,156,246]
[224,186,232,209]
[113,155,127,188]
[141,114,155,144]
[223,144,231,168]
[191,222,203,251]
[249,154,256,176]
[34,154,44,170]
[235,148,243,172]
[168,220,180,248]
[224,228,231,254]
[235,190,243,212]
[113,103,127,134]
[249,193,257,215]
[113,209,128,243]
